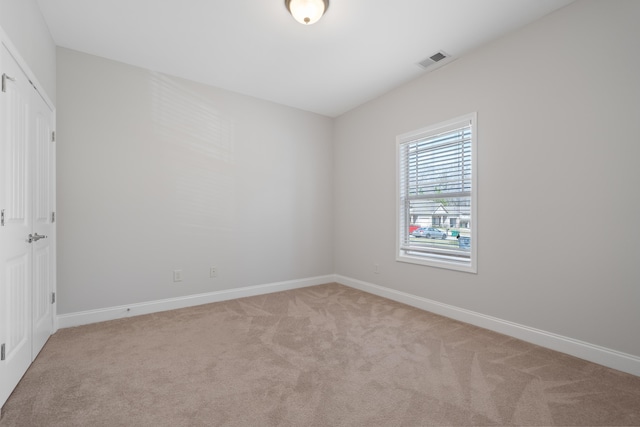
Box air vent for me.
[418,51,451,70]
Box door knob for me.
[27,233,47,243]
[32,233,47,242]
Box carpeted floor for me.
[1,283,640,426]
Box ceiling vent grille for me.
[418,51,451,70]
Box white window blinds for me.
[397,113,476,272]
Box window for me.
[397,113,477,273]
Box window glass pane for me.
[403,196,471,256]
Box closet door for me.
[0,42,55,408]
[0,44,33,407]
[31,87,54,357]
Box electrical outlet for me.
[173,270,182,282]
[210,267,218,278]
[374,263,380,274]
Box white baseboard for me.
[57,275,336,329]
[335,275,640,377]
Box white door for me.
[0,44,33,407]
[31,87,55,357]
[0,43,55,406]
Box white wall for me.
[56,48,334,314]
[0,0,56,104]
[334,0,640,358]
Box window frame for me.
[396,113,477,273]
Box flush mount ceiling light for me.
[285,0,329,25]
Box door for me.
[0,44,33,407]
[31,86,54,357]
[0,43,55,407]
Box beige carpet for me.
[1,283,639,426]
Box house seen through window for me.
[396,113,477,273]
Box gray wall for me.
[0,0,56,104]
[7,0,639,361]
[333,0,640,358]
[56,48,334,313]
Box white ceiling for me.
[37,0,574,117]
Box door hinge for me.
[1,343,5,361]
[51,131,55,142]
[51,292,56,304]
[51,211,56,223]
[2,73,16,93]
[1,209,4,226]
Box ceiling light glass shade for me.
[285,0,329,25]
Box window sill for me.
[397,253,477,274]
